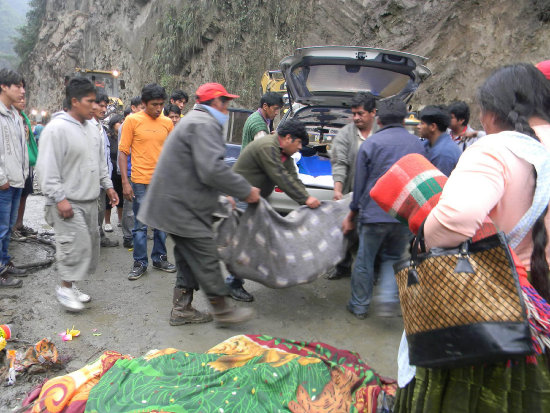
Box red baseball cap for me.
[536,60,550,80]
[195,83,239,103]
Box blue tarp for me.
[225,144,241,167]
[224,145,332,178]
[297,155,332,177]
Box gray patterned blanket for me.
[215,198,350,288]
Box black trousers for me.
[106,170,124,210]
[170,234,230,297]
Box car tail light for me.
[274,187,284,193]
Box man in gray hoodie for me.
[36,78,119,312]
[0,69,29,288]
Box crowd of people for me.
[330,92,477,319]
[1,58,550,409]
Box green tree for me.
[14,0,47,64]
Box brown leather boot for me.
[208,296,255,327]
[169,288,213,325]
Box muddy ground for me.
[0,195,403,410]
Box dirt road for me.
[0,195,403,410]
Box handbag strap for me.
[490,131,550,248]
[412,220,469,264]
[414,220,427,255]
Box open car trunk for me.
[280,46,431,107]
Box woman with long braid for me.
[394,64,550,412]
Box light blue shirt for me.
[203,104,229,126]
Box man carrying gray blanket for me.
[234,119,320,207]
[138,82,260,327]
[227,119,321,301]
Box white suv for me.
[267,46,431,214]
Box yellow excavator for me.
[68,68,126,109]
[260,70,286,97]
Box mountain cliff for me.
[19,0,550,123]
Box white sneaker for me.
[72,284,91,303]
[56,286,84,312]
[104,224,113,232]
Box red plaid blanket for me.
[369,153,447,234]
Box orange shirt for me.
[119,111,174,184]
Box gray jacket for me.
[0,100,29,188]
[330,122,360,195]
[36,111,113,205]
[137,105,252,238]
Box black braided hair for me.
[478,64,550,304]
[506,107,539,141]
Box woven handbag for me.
[393,223,533,368]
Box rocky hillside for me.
[19,0,550,125]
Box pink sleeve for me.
[424,143,508,248]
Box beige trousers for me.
[45,200,100,282]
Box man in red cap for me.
[137,82,261,327]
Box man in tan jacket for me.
[328,92,376,280]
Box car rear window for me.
[293,65,411,98]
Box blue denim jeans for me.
[348,223,411,314]
[0,187,22,267]
[131,182,167,266]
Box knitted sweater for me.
[241,111,269,150]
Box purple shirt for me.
[257,109,273,132]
